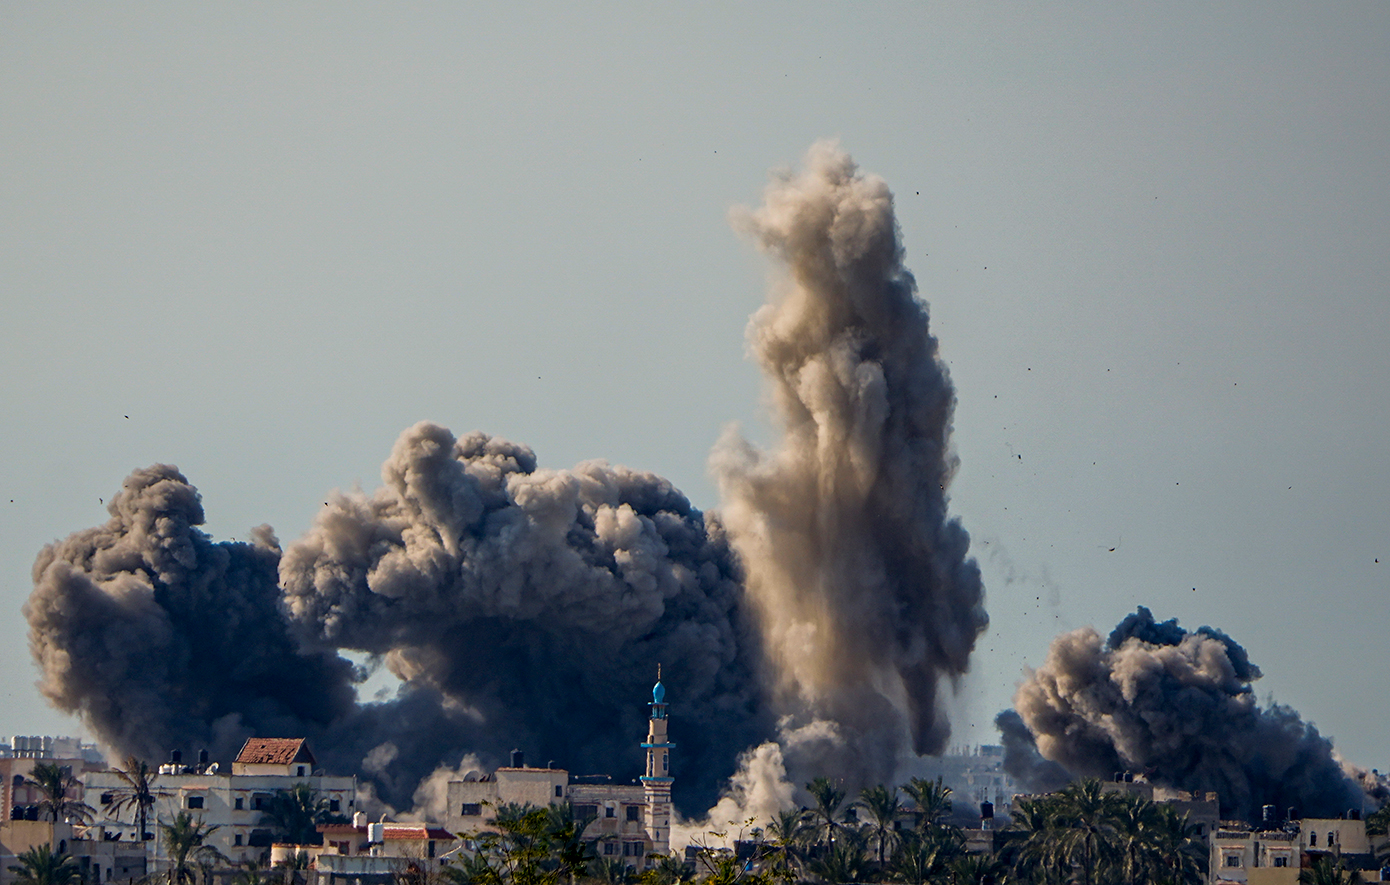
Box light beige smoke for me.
[713,142,987,789]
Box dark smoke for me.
[1003,606,1368,819]
[714,141,987,788]
[26,143,986,819]
[27,436,774,813]
[24,465,359,762]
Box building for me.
[3,742,105,821]
[81,738,356,867]
[0,820,145,885]
[446,673,675,869]
[1212,812,1386,885]
[281,818,458,885]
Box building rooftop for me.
[235,738,316,767]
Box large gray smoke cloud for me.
[26,439,773,812]
[1003,607,1369,819]
[26,142,985,815]
[714,142,987,785]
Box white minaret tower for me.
[640,666,673,860]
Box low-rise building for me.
[445,673,675,869]
[81,738,356,867]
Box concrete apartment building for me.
[1213,813,1387,885]
[82,738,356,866]
[446,673,675,869]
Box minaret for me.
[640,666,673,860]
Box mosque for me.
[445,672,674,867]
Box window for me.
[100,793,114,805]
[297,766,306,777]
[234,835,243,847]
[626,806,640,822]
[1310,833,1317,847]
[606,806,616,818]
[1225,854,1242,868]
[662,756,668,771]
[575,805,598,821]
[329,799,340,812]
[234,798,243,810]
[555,786,563,798]
[1274,857,1288,867]
[604,843,616,856]
[461,804,482,816]
[186,796,204,809]
[1328,832,1335,846]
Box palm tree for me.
[588,856,633,885]
[762,809,810,882]
[232,859,271,885]
[259,782,338,846]
[441,851,502,885]
[26,763,94,824]
[889,827,961,885]
[103,756,170,841]
[857,784,903,866]
[275,851,312,885]
[901,777,953,833]
[1050,780,1122,885]
[999,795,1059,885]
[159,812,227,885]
[635,854,688,885]
[8,844,84,885]
[950,853,1007,885]
[1298,857,1364,885]
[805,829,868,885]
[1145,803,1206,885]
[804,778,850,850]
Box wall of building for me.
[82,769,355,866]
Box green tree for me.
[1365,804,1390,837]
[805,830,870,885]
[25,763,94,824]
[103,757,171,841]
[804,778,850,850]
[889,827,962,885]
[761,809,811,883]
[275,851,312,885]
[950,852,1007,885]
[858,784,903,866]
[634,854,687,885]
[901,778,953,833]
[158,812,227,885]
[1144,804,1206,885]
[8,844,84,885]
[259,782,343,846]
[1298,857,1364,885]
[469,803,595,885]
[1050,780,1123,885]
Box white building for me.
[81,738,356,867]
[446,673,675,869]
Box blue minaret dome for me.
[653,680,666,704]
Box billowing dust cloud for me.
[713,141,986,787]
[24,143,985,817]
[1002,607,1373,819]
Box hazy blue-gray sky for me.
[3,4,1386,773]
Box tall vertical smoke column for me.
[713,143,988,779]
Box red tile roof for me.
[235,738,316,766]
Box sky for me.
[2,4,1387,775]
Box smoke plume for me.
[26,142,985,818]
[714,141,987,787]
[1004,607,1368,819]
